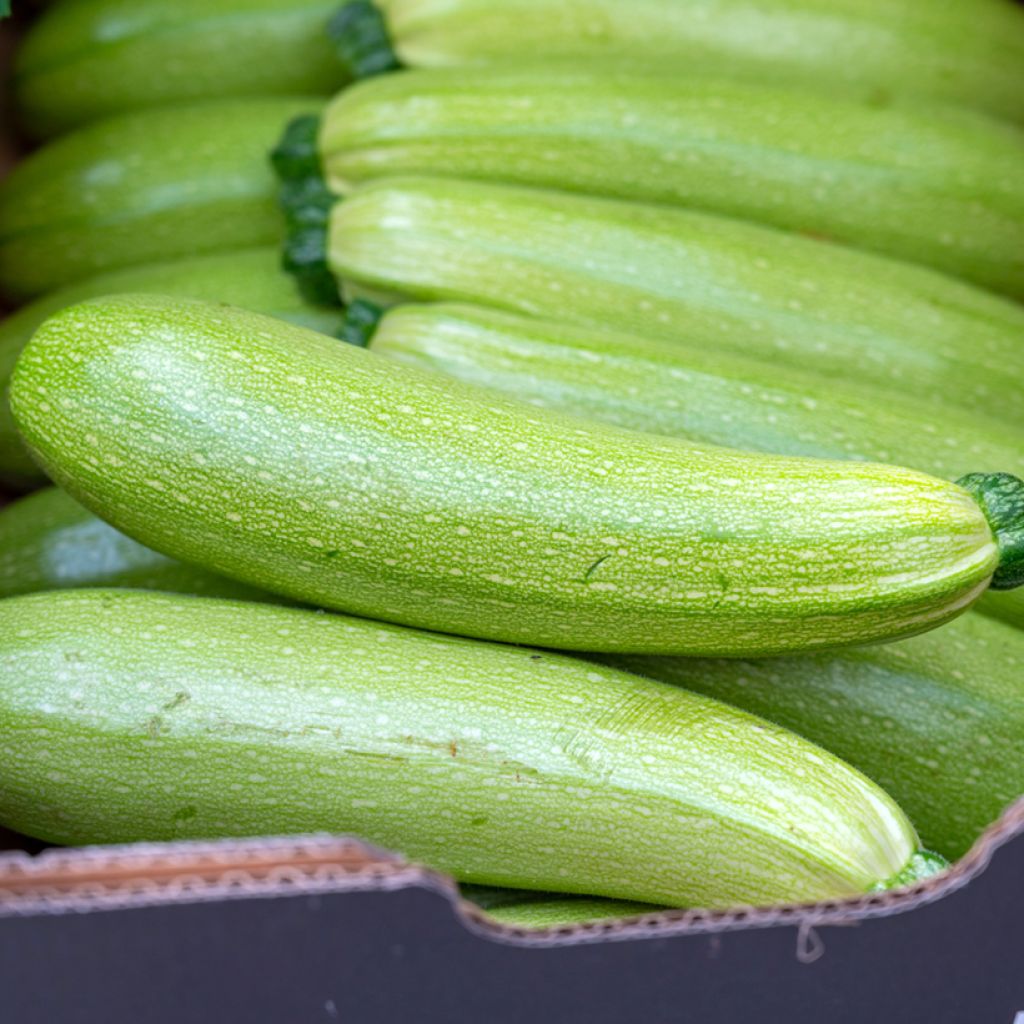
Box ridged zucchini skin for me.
[0,488,271,602]
[320,69,1024,297]
[0,248,344,489]
[0,589,944,906]
[10,295,1010,656]
[14,0,346,138]
[323,178,1024,426]
[0,98,320,299]
[350,0,1024,124]
[604,611,1024,861]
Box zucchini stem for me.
[271,115,342,307]
[339,299,384,346]
[327,1,401,79]
[873,850,949,892]
[958,472,1024,591]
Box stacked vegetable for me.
[1,0,1023,928]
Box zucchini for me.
[0,588,947,907]
[0,97,321,300]
[292,174,1024,426]
[362,301,1024,635]
[11,294,1022,656]
[0,487,272,602]
[604,610,1024,861]
[15,0,347,138]
[334,0,1024,124]
[0,247,344,489]
[483,899,663,930]
[320,68,1024,297]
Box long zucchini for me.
[332,0,1024,124]
[11,294,1023,656]
[604,610,1024,861]
[0,589,946,907]
[0,488,272,602]
[288,174,1024,426]
[15,0,346,138]
[0,98,320,299]
[0,247,344,488]
[363,302,1024,633]
[319,68,1024,297]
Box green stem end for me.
[873,850,949,893]
[328,1,401,79]
[270,114,342,308]
[957,472,1024,591]
[338,299,384,347]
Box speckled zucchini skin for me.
[368,303,1024,630]
[0,98,321,299]
[0,589,944,906]
[321,68,1024,297]
[0,248,344,489]
[0,488,272,602]
[604,610,1024,862]
[325,178,1024,426]
[359,0,1024,123]
[10,295,1006,656]
[15,0,345,138]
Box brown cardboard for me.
[1,797,1021,946]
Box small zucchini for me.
[0,487,272,602]
[331,0,1024,124]
[15,0,347,138]
[0,247,343,488]
[0,97,321,299]
[319,68,1024,297]
[0,589,947,907]
[284,172,1024,426]
[604,610,1024,861]
[12,294,1024,656]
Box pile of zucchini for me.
[1,0,1023,928]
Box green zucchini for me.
[15,0,347,138]
[604,610,1024,861]
[0,97,320,300]
[483,899,663,930]
[0,588,947,906]
[362,301,1024,635]
[333,0,1024,124]
[12,294,1023,656]
[0,247,344,489]
[320,68,1024,297]
[293,175,1024,426]
[0,487,272,602]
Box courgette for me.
[363,302,1024,633]
[319,68,1024,297]
[12,294,1023,656]
[288,174,1024,425]
[0,589,947,907]
[604,610,1024,861]
[0,97,320,299]
[332,0,1024,124]
[15,0,347,138]
[0,247,344,488]
[0,487,272,602]
[483,898,662,930]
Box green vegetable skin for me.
[15,0,346,138]
[0,589,946,906]
[12,295,1019,656]
[366,302,1024,633]
[0,98,321,300]
[0,488,271,602]
[0,248,343,488]
[605,611,1024,861]
[483,899,662,930]
[318,177,1024,426]
[320,69,1024,297]
[348,0,1024,123]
